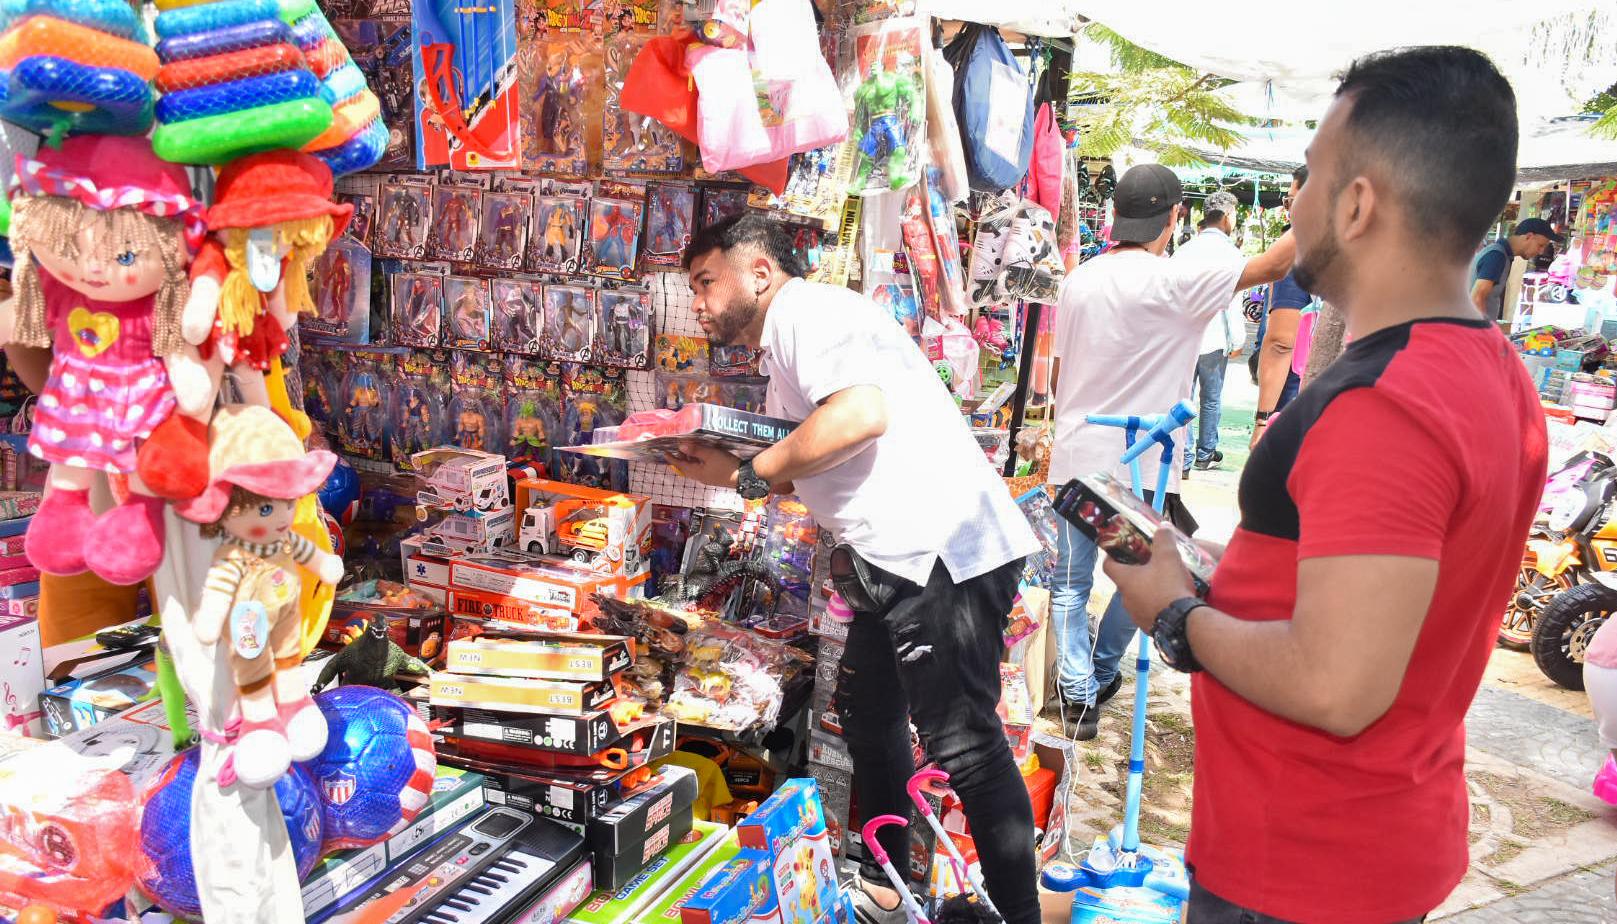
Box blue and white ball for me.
[308,685,435,851]
[138,749,324,919]
[318,457,362,526]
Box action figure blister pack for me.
[846,17,927,195]
[655,373,716,410]
[337,351,392,459]
[377,179,433,258]
[697,185,751,232]
[519,0,602,177]
[641,182,694,271]
[541,283,597,362]
[870,282,922,343]
[431,183,483,262]
[391,270,444,347]
[336,191,376,246]
[584,194,645,280]
[557,364,628,490]
[389,349,451,463]
[308,238,374,344]
[594,287,651,368]
[478,190,531,269]
[708,341,759,377]
[529,194,586,272]
[654,332,709,375]
[445,276,492,350]
[300,346,340,430]
[503,355,563,468]
[335,19,415,171]
[448,352,507,454]
[602,31,685,175]
[492,277,545,354]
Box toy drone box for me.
[513,478,653,580]
[39,653,157,738]
[562,403,797,463]
[430,671,616,715]
[445,632,633,682]
[567,819,729,924]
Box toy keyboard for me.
[326,806,585,924]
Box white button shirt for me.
[758,279,1039,586]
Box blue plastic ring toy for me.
[155,0,282,40]
[317,61,364,105]
[155,68,318,124]
[310,114,386,177]
[0,56,153,136]
[289,11,326,50]
[0,0,146,41]
[156,19,292,63]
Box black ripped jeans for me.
[834,556,1039,924]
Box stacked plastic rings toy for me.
[288,2,385,175]
[0,0,159,138]
[150,0,333,165]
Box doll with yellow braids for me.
[138,151,352,501]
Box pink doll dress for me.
[29,268,175,474]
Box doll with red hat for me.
[138,150,352,501]
[4,135,207,586]
[178,404,344,788]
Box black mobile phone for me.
[96,623,160,651]
[1053,474,1215,593]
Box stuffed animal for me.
[176,405,345,789]
[5,135,206,586]
[138,151,352,501]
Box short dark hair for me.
[682,211,806,278]
[1333,46,1516,260]
[1198,210,1228,230]
[1292,165,1308,187]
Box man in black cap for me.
[1469,217,1561,321]
[1044,163,1294,739]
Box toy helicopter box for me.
[445,633,634,681]
[411,0,521,169]
[562,404,796,463]
[430,671,616,715]
[514,478,653,580]
[567,819,729,924]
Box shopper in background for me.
[1045,164,1294,741]
[1175,190,1248,474]
[1468,216,1560,321]
[1103,46,1547,922]
[669,213,1042,924]
[1250,166,1311,445]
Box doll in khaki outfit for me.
[177,405,345,788]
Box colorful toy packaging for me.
[586,183,647,281]
[479,188,532,269]
[431,181,484,261]
[334,18,416,171]
[389,349,452,461]
[504,356,563,469]
[376,176,433,258]
[642,182,696,271]
[336,350,391,458]
[603,26,685,175]
[543,284,598,362]
[532,193,589,273]
[845,17,927,195]
[391,268,445,347]
[445,276,493,351]
[557,364,628,490]
[448,352,507,455]
[655,334,710,375]
[512,476,652,580]
[519,0,602,177]
[307,237,373,343]
[493,277,546,354]
[698,185,750,231]
[412,0,520,169]
[595,288,652,369]
[0,0,158,140]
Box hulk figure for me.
[852,58,923,191]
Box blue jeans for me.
[1185,349,1226,469]
[1048,517,1140,705]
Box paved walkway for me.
[1034,357,1617,922]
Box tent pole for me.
[1003,301,1045,477]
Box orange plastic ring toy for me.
[303,89,378,151]
[303,36,349,80]
[0,17,159,79]
[156,42,309,93]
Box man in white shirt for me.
[1047,165,1294,740]
[1175,191,1248,474]
[671,213,1043,924]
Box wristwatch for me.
[1253,410,1273,425]
[735,458,771,500]
[1152,597,1206,673]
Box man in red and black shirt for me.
[1104,47,1548,923]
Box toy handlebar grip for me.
[906,768,947,818]
[1117,400,1196,465]
[860,814,910,865]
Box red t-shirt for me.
[1189,317,1547,922]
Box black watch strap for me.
[1153,597,1205,673]
[736,459,770,500]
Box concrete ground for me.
[1034,355,1617,922]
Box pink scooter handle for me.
[906,768,948,819]
[860,814,910,865]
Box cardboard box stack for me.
[0,509,39,736]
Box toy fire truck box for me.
[567,819,730,924]
[449,588,585,633]
[430,671,615,715]
[445,633,634,682]
[677,849,779,924]
[450,705,622,755]
[514,479,654,580]
[414,448,513,513]
[734,779,841,924]
[587,763,699,855]
[563,404,797,464]
[39,652,158,738]
[402,534,454,590]
[419,505,518,556]
[594,801,695,890]
[451,553,625,614]
[0,615,42,736]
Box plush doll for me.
[138,151,352,501]
[5,135,206,586]
[176,405,344,789]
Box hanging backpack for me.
[944,24,1035,193]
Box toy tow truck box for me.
[514,479,653,581]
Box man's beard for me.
[1293,220,1341,300]
[708,292,760,346]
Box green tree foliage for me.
[1587,82,1616,139]
[1069,23,1252,166]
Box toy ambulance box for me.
[413,447,512,513]
[514,479,653,581]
